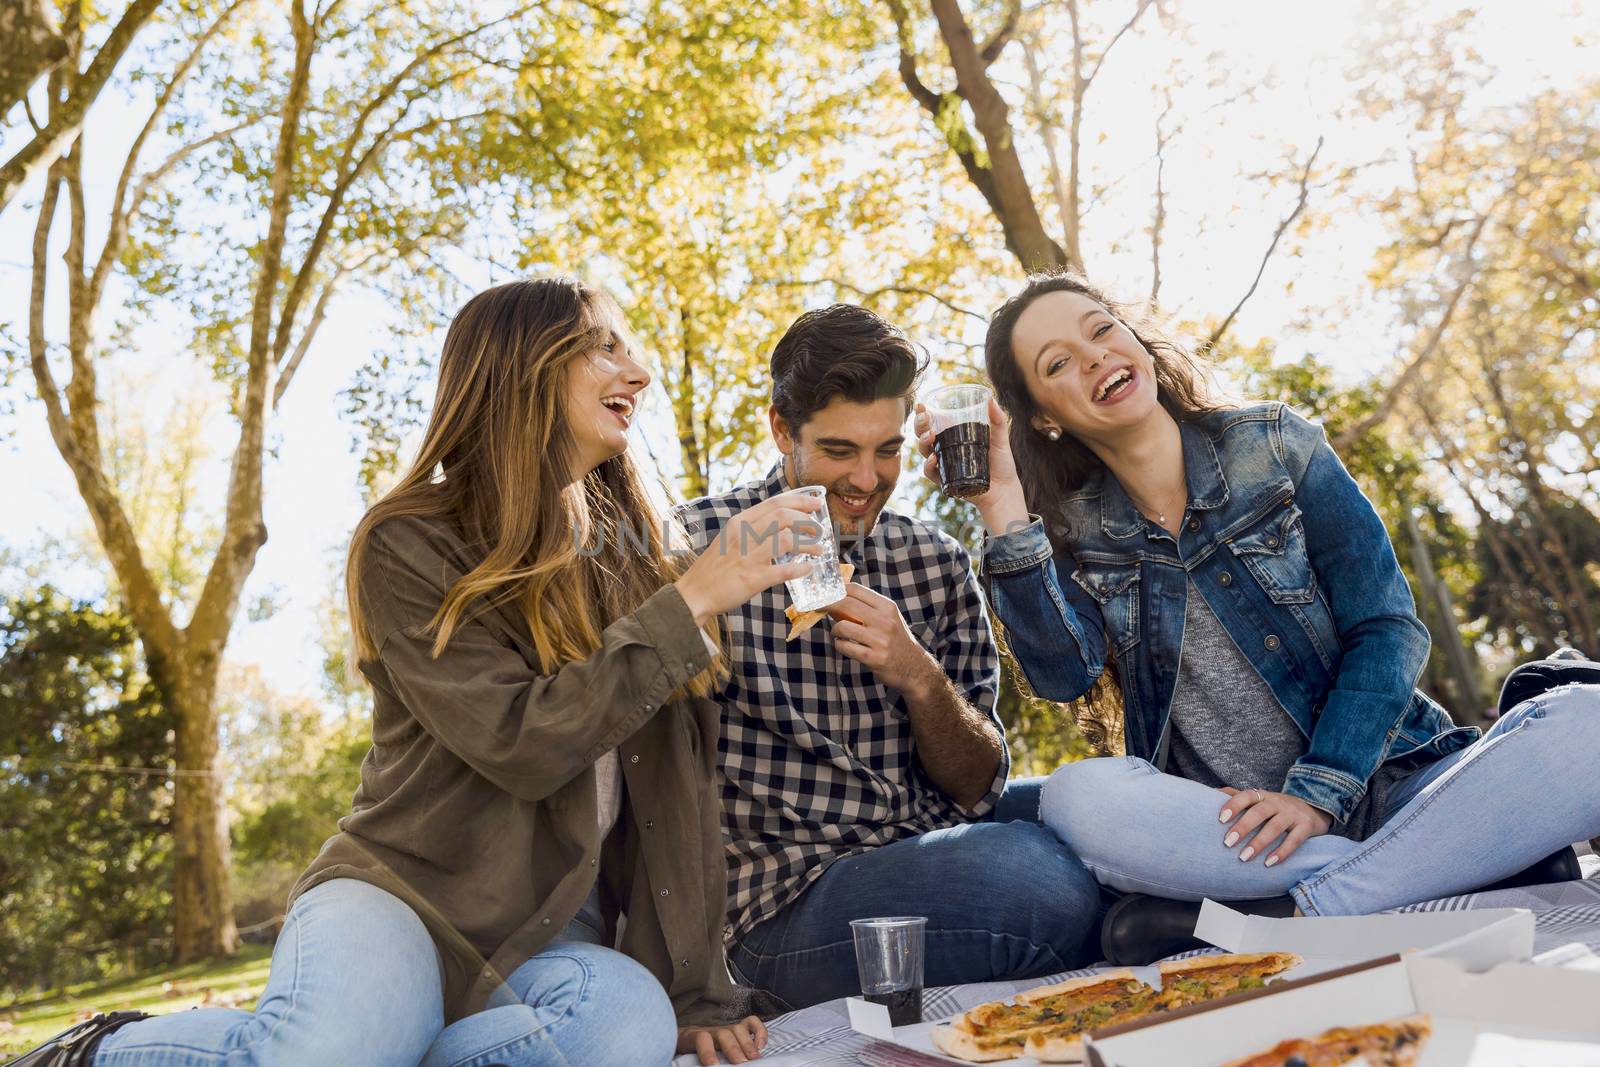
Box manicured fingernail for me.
[1220,810,1232,822]
[1265,856,1279,867]
[1240,847,1255,862]
[1224,831,1239,847]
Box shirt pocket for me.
[1072,561,1142,655]
[1227,504,1316,605]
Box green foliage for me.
[0,588,175,994]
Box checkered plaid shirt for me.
[678,464,1005,942]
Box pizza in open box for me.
[930,951,1303,1063]
[1219,1013,1432,1067]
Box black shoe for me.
[1099,894,1297,966]
[1497,649,1600,715]
[2,1012,148,1067]
[1476,847,1584,894]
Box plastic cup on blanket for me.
[850,916,927,1026]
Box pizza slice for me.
[930,970,1157,1063]
[783,562,854,640]
[1155,951,1303,1010]
[1022,953,1305,1063]
[1219,1013,1432,1067]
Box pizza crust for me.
[932,970,1143,1063]
[1014,969,1140,1004]
[930,1024,1028,1063]
[1156,951,1302,980]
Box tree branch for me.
[767,276,987,321]
[1081,0,1155,91]
[1206,136,1323,351]
[979,0,1021,64]
[1331,211,1491,452]
[186,0,316,648]
[0,0,166,215]
[270,4,536,365]
[27,161,177,662]
[91,0,249,310]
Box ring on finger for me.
[1253,789,1263,803]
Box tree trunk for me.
[160,652,239,960]
[925,0,1066,271]
[1402,504,1487,724]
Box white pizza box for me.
[1193,899,1537,976]
[845,904,1536,1066]
[1083,954,1600,1067]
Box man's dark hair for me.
[770,304,927,431]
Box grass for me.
[0,944,274,1056]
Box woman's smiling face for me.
[1009,289,1162,443]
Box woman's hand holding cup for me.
[914,392,1030,537]
[676,489,827,625]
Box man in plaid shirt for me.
[679,305,1101,1011]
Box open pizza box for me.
[1083,951,1600,1066]
[846,901,1539,1065]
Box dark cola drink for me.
[935,421,990,498]
[865,986,924,1026]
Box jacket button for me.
[659,888,670,897]
[1187,518,1200,532]
[685,660,696,671]
[645,819,654,829]
[1265,635,1281,650]
[630,755,640,764]
[642,702,654,713]
[542,917,551,926]
[1219,572,1232,587]
[681,959,690,968]
[482,967,495,979]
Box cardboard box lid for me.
[1194,899,1535,971]
[1085,944,1600,1066]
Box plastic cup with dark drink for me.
[926,384,992,498]
[850,916,927,1027]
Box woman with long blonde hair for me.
[21,278,819,1067]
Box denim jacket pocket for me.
[1071,561,1141,655]
[1227,505,1316,605]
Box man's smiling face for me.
[772,394,908,539]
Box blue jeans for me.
[96,879,678,1067]
[727,794,1103,1011]
[1040,684,1600,915]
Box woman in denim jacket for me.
[916,271,1599,960]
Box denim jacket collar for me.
[1089,420,1231,541]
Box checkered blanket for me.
[672,871,1600,1066]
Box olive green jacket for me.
[291,515,738,1024]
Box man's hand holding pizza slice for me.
[827,582,944,699]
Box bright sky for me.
[1,0,1593,701]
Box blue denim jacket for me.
[983,402,1478,825]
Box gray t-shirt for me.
[1162,581,1399,840]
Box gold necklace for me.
[1130,483,1187,527]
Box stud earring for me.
[1044,427,1061,441]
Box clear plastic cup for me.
[850,915,927,1026]
[778,485,845,612]
[924,384,992,498]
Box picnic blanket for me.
[672,871,1600,1066]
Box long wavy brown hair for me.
[984,271,1225,751]
[984,271,1226,538]
[346,277,721,697]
